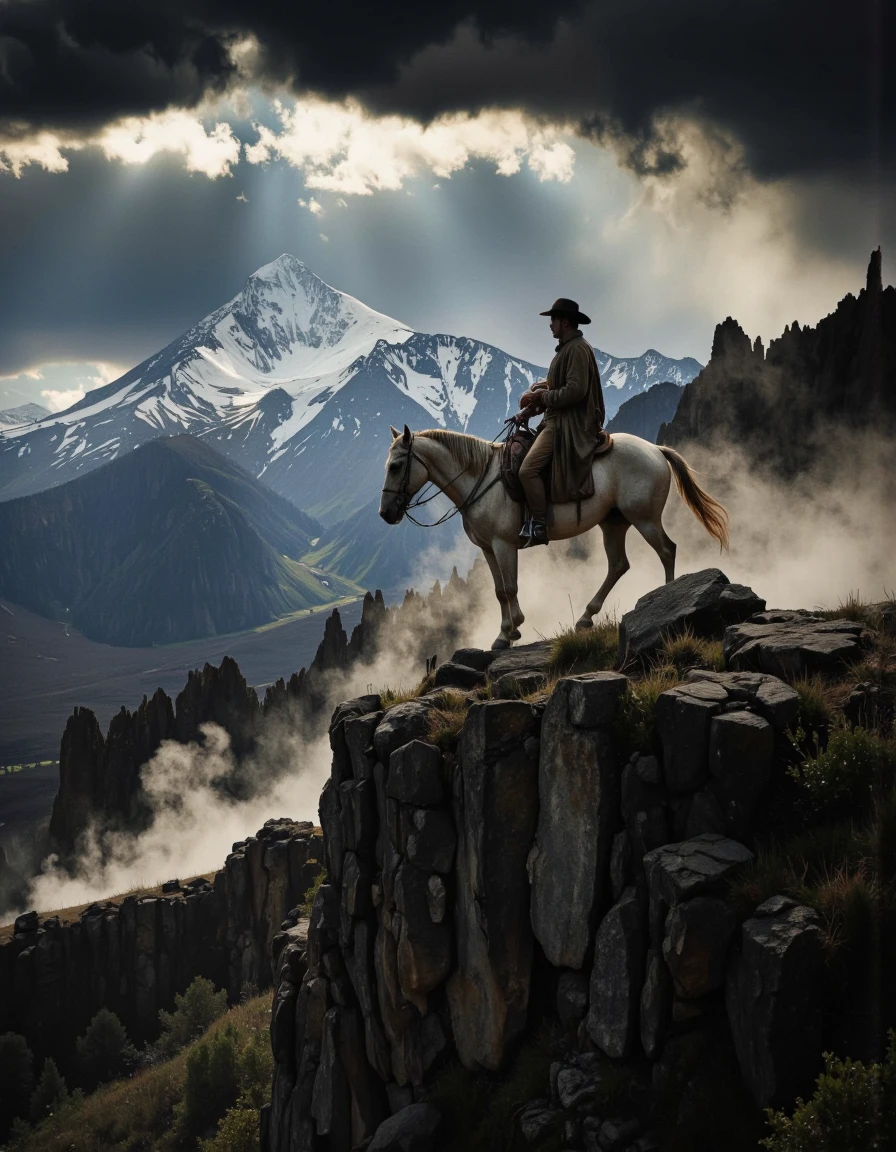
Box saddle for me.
[500,422,613,505]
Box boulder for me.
[655,682,727,793]
[344,712,383,781]
[645,834,754,911]
[387,741,444,807]
[452,647,500,672]
[374,703,433,764]
[566,672,629,728]
[492,670,548,699]
[519,1100,559,1144]
[662,896,737,999]
[447,701,539,1071]
[486,640,553,682]
[405,808,456,874]
[530,677,620,969]
[432,661,487,690]
[724,613,866,678]
[367,1102,442,1152]
[707,711,774,839]
[640,947,672,1059]
[617,569,765,664]
[685,670,799,731]
[726,896,824,1107]
[587,887,647,1058]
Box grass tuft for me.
[791,674,834,736]
[549,618,619,675]
[659,625,726,673]
[614,663,681,758]
[426,689,472,752]
[815,590,871,623]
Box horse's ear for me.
[389,425,400,440]
[402,424,411,445]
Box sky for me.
[0,0,892,413]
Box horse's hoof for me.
[509,629,522,641]
[491,638,511,650]
[575,619,593,631]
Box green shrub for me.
[300,865,327,918]
[762,1032,896,1150]
[789,726,896,819]
[549,619,619,675]
[0,1032,34,1127]
[75,1008,130,1089]
[199,1107,260,1152]
[792,675,833,737]
[174,1023,239,1142]
[157,976,228,1057]
[235,1029,273,1110]
[29,1059,69,1123]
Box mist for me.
[13,430,894,919]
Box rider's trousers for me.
[518,422,555,519]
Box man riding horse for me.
[517,297,606,547]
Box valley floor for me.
[0,597,365,768]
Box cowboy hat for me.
[539,297,591,325]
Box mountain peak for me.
[252,253,310,281]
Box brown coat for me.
[540,331,605,502]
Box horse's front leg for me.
[482,541,523,649]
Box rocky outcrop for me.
[265,645,831,1149]
[618,569,765,666]
[0,819,321,1082]
[530,674,626,969]
[45,565,490,864]
[660,250,896,472]
[723,611,867,679]
[726,896,825,1107]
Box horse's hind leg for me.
[575,519,631,629]
[482,542,524,649]
[631,515,677,583]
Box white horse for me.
[379,425,728,651]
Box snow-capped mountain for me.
[597,350,703,418]
[0,255,702,518]
[0,403,51,432]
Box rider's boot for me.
[526,516,549,547]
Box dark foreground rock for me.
[617,569,765,665]
[726,896,824,1107]
[367,1103,442,1151]
[723,611,867,678]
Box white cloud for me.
[97,110,240,178]
[1,108,240,180]
[319,233,329,242]
[40,386,85,411]
[246,98,577,195]
[236,191,248,202]
[0,130,82,177]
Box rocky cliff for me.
[40,564,487,871]
[262,571,886,1151]
[0,818,321,1085]
[659,250,895,472]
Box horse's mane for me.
[417,429,499,472]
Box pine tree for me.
[29,1058,68,1123]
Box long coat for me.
[540,331,606,502]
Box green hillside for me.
[0,437,360,646]
[303,498,464,589]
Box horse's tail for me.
[659,446,729,549]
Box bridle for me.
[382,431,504,528]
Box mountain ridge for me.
[0,435,359,646]
[0,256,703,514]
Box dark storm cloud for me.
[0,1,891,184]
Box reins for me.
[383,421,518,528]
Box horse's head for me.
[379,425,429,524]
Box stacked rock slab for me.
[0,819,320,1082]
[267,627,833,1149]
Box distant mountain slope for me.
[0,403,50,431]
[0,255,701,516]
[304,498,466,590]
[660,250,895,472]
[0,436,359,646]
[607,380,684,442]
